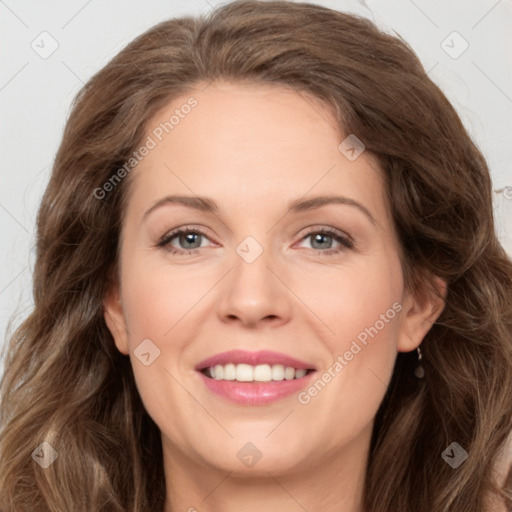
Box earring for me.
[414,346,425,379]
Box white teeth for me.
[236,363,254,382]
[295,369,307,379]
[223,363,236,380]
[271,364,285,381]
[214,365,223,380]
[284,367,295,380]
[205,363,310,382]
[253,364,272,381]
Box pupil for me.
[182,233,200,249]
[312,233,331,249]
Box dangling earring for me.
[414,346,425,379]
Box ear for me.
[102,281,130,355]
[397,275,447,353]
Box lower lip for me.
[198,371,316,405]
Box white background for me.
[1,0,511,375]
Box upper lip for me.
[195,350,316,371]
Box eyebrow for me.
[142,194,377,225]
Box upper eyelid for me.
[301,225,353,241]
[159,224,213,240]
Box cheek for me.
[303,252,403,394]
[297,266,401,442]
[304,251,402,344]
[118,255,195,440]
[120,252,200,343]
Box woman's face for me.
[104,81,442,478]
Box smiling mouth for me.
[200,363,316,382]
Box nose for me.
[216,241,292,329]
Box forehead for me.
[124,80,388,223]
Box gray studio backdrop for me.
[1,0,511,377]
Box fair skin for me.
[103,81,446,512]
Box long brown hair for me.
[1,1,511,510]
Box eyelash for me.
[157,225,355,256]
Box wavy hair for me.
[1,1,511,510]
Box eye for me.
[157,225,354,256]
[157,226,213,255]
[297,226,354,255]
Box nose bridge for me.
[216,232,291,326]
[231,233,277,298]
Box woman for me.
[1,1,511,510]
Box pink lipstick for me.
[195,350,317,406]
